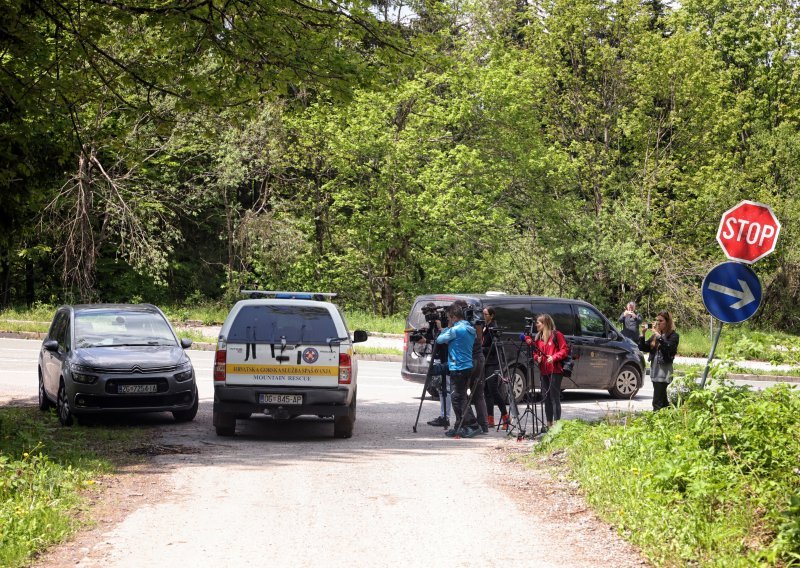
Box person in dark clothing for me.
[638,311,679,411]
[618,302,642,342]
[453,300,488,433]
[481,307,509,429]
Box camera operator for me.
[454,300,489,434]
[435,303,480,438]
[416,303,452,428]
[481,307,509,430]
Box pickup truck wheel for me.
[214,411,236,437]
[333,396,356,439]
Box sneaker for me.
[427,416,450,427]
[462,424,481,438]
[481,425,489,434]
[445,428,459,437]
[487,416,495,427]
[501,414,510,431]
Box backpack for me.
[553,332,574,378]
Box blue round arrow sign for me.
[702,262,762,323]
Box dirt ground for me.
[32,436,647,568]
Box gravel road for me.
[19,352,647,568]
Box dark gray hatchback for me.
[38,304,198,426]
[402,293,645,402]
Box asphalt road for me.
[0,338,790,567]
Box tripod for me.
[412,329,446,433]
[491,330,546,440]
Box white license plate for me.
[118,384,158,394]
[259,394,302,405]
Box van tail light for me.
[403,332,408,352]
[214,349,227,382]
[338,353,352,384]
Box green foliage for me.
[534,382,800,566]
[0,407,147,567]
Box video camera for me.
[464,306,485,326]
[421,304,447,325]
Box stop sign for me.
[716,200,781,264]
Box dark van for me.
[401,293,645,401]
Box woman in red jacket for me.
[533,314,570,428]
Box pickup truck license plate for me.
[118,384,158,394]
[259,394,302,405]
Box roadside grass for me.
[0,407,149,568]
[531,381,800,567]
[354,346,403,356]
[341,310,406,334]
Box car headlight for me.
[70,363,98,384]
[174,362,194,382]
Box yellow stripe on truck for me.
[226,364,338,376]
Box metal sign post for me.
[700,262,762,388]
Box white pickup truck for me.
[212,292,368,438]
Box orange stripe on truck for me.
[226,364,338,376]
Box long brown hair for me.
[650,310,675,348]
[537,313,555,342]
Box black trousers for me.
[483,362,507,417]
[450,368,476,427]
[541,373,563,423]
[653,382,669,411]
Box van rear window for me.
[228,305,339,344]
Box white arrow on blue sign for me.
[701,262,762,323]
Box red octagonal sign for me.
[716,200,781,264]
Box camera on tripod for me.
[524,316,535,334]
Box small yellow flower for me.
[22,452,29,458]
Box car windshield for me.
[227,305,339,344]
[74,310,177,348]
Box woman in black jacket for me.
[638,311,679,411]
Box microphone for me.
[519,333,533,345]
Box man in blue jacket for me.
[436,303,479,438]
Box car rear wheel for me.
[609,365,641,399]
[333,395,356,439]
[497,367,527,404]
[214,411,236,436]
[173,389,199,423]
[56,380,74,426]
[38,370,52,411]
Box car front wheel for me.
[173,388,199,423]
[609,365,641,399]
[56,380,74,426]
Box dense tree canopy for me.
[2,0,799,330]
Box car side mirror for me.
[43,339,59,352]
[180,338,193,349]
[352,330,368,343]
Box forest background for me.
[2,0,800,331]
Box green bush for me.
[535,382,800,567]
[0,408,147,567]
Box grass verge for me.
[0,407,150,567]
[531,381,800,567]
